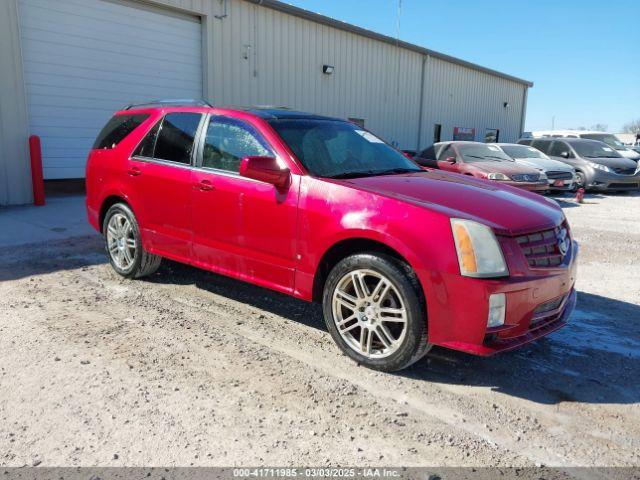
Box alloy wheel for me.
[331,269,408,359]
[106,213,136,270]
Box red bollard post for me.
[29,135,45,206]
[576,187,585,204]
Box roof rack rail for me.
[123,99,213,110]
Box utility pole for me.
[551,115,555,130]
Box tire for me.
[575,171,586,190]
[322,253,430,372]
[102,203,161,279]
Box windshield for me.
[573,141,623,159]
[268,119,421,178]
[500,145,547,160]
[458,144,513,163]
[580,134,626,150]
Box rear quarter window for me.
[531,140,552,154]
[92,114,149,150]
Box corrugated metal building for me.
[0,0,532,205]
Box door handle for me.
[128,167,142,177]
[196,179,214,191]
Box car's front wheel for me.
[322,253,430,372]
[103,203,161,279]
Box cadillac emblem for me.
[557,228,569,256]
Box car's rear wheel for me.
[103,203,161,279]
[322,253,430,372]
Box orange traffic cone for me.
[576,187,585,204]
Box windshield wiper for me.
[465,154,500,162]
[325,171,373,179]
[367,168,421,176]
[325,168,420,179]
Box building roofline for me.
[246,0,534,88]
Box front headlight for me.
[487,172,510,180]
[450,219,509,278]
[588,162,613,173]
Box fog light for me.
[488,293,506,328]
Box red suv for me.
[86,102,578,371]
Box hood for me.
[586,156,638,169]
[336,171,564,236]
[616,149,640,161]
[514,157,574,173]
[469,161,540,175]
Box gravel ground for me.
[0,192,638,471]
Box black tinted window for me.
[438,145,455,160]
[133,121,160,158]
[417,146,436,160]
[269,119,420,178]
[550,141,571,157]
[92,114,149,150]
[531,140,552,154]
[154,113,202,164]
[202,117,273,172]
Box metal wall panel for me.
[206,0,424,148]
[0,0,529,204]
[0,0,31,205]
[18,0,203,179]
[418,56,527,149]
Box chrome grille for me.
[533,294,567,315]
[516,224,570,268]
[546,171,573,180]
[613,167,636,175]
[511,173,541,182]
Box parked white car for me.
[529,130,640,161]
[495,143,576,191]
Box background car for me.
[530,130,640,161]
[518,138,640,191]
[495,143,575,191]
[415,141,549,193]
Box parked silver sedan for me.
[496,143,576,191]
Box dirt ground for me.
[0,191,639,470]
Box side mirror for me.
[560,151,570,159]
[444,156,457,163]
[240,156,290,191]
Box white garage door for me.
[19,0,203,179]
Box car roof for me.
[433,141,483,147]
[547,137,602,144]
[220,106,341,121]
[120,100,341,122]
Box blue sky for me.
[287,0,639,133]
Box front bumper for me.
[504,180,549,192]
[425,240,578,356]
[586,170,640,191]
[547,177,575,191]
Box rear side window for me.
[92,114,149,150]
[438,145,455,160]
[550,141,571,157]
[417,146,436,160]
[151,113,202,165]
[133,121,161,158]
[531,140,552,154]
